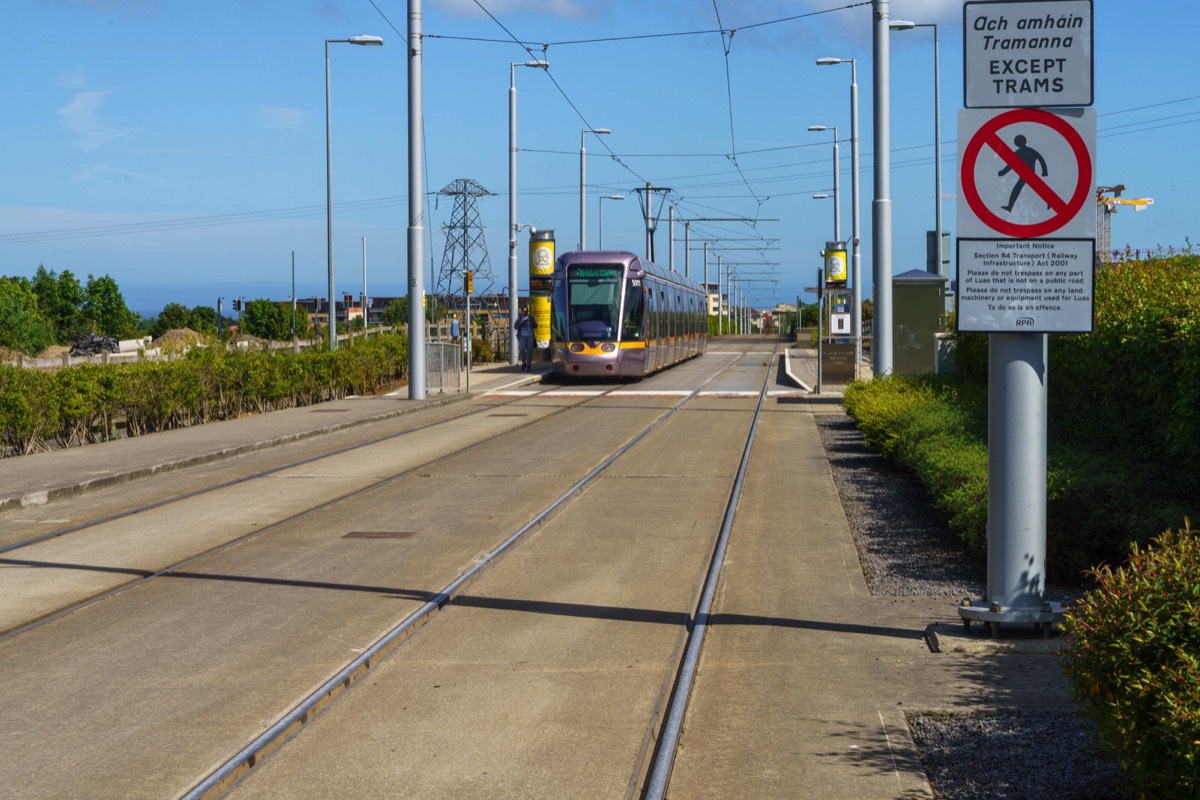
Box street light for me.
[509,59,550,365]
[579,128,611,249]
[890,20,943,281]
[808,125,840,241]
[326,34,383,351]
[817,55,864,378]
[598,194,624,249]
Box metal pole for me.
[872,0,894,375]
[509,64,519,365]
[850,61,862,378]
[704,242,710,320]
[715,257,724,335]
[290,250,296,341]
[933,24,943,281]
[579,131,587,250]
[684,221,691,280]
[668,205,675,272]
[360,235,367,336]
[408,0,427,399]
[579,131,585,250]
[817,268,824,394]
[325,39,336,351]
[987,333,1047,610]
[833,128,841,242]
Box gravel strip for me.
[815,410,1125,800]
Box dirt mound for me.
[153,328,203,353]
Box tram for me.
[550,250,708,379]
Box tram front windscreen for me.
[565,264,622,341]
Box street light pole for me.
[406,3,425,400]
[579,128,610,250]
[871,0,894,375]
[817,56,862,377]
[509,60,549,365]
[808,125,840,241]
[598,194,624,249]
[891,20,942,279]
[326,34,383,352]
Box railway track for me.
[0,343,780,799]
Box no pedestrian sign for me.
[957,107,1095,239]
[964,0,1093,108]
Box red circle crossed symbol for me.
[960,108,1092,238]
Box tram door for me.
[646,282,658,372]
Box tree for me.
[152,302,191,338]
[30,265,85,343]
[187,305,218,335]
[82,274,139,338]
[241,298,288,341]
[382,298,408,327]
[0,277,55,355]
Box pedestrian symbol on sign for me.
[998,135,1050,213]
[957,107,1095,239]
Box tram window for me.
[567,264,621,340]
[623,279,644,339]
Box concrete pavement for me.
[0,347,1074,799]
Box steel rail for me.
[644,342,777,798]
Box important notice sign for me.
[964,0,1093,108]
[957,238,1094,332]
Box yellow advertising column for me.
[529,230,555,351]
[824,240,848,286]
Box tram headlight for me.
[600,343,616,352]
[569,343,585,353]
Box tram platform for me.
[0,347,1075,799]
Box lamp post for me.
[816,56,862,377]
[808,125,840,241]
[890,20,943,281]
[598,195,624,249]
[508,60,549,365]
[870,0,894,376]
[326,34,383,351]
[579,128,610,249]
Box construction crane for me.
[1097,184,1154,263]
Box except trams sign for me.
[964,0,1093,108]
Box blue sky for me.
[3,1,1196,316]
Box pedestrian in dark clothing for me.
[514,306,536,371]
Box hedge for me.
[0,334,409,456]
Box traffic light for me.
[465,270,474,294]
[232,298,242,312]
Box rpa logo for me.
[1015,317,1035,327]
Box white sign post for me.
[957,0,1095,636]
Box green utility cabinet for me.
[893,269,947,375]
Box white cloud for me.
[257,106,308,132]
[57,90,136,151]
[71,163,168,186]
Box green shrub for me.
[0,333,411,455]
[471,336,494,363]
[1060,522,1200,799]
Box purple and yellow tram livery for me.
[550,250,708,378]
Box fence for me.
[426,341,463,394]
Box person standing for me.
[514,305,536,371]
